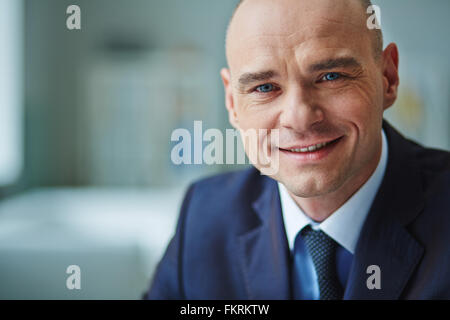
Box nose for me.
[279,85,324,132]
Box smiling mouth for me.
[279,137,343,153]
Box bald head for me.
[226,0,383,64]
[233,0,376,14]
[220,0,400,210]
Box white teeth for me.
[289,141,330,153]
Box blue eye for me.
[323,72,341,81]
[256,83,274,93]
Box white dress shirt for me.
[279,129,388,254]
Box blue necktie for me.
[297,225,344,300]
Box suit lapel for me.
[344,122,425,299]
[236,122,425,300]
[237,176,291,299]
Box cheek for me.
[321,83,383,163]
[322,81,382,131]
[234,96,280,130]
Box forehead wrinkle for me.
[226,1,376,75]
[231,17,365,54]
[226,1,373,63]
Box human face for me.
[222,0,398,198]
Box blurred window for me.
[0,0,23,185]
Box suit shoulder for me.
[180,167,267,233]
[384,121,450,175]
[410,143,450,200]
[410,142,450,181]
[414,144,450,173]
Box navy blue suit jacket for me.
[146,122,450,299]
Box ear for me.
[220,68,239,128]
[381,43,400,110]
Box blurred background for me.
[0,0,448,299]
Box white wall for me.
[375,0,450,149]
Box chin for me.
[279,171,344,199]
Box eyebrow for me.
[308,57,362,73]
[236,57,362,88]
[237,70,278,87]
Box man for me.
[147,0,450,299]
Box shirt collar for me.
[279,129,388,254]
